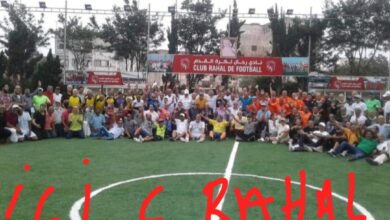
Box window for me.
[94,60,102,67]
[57,43,64,49]
[251,45,257,52]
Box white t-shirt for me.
[377,141,390,154]
[344,103,354,116]
[133,100,144,108]
[175,119,188,134]
[109,125,124,139]
[18,112,31,135]
[144,110,159,123]
[53,93,62,103]
[350,114,367,125]
[179,95,192,110]
[276,123,290,137]
[312,130,329,143]
[383,101,390,121]
[352,102,367,112]
[189,121,205,137]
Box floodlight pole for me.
[63,0,68,84]
[308,6,312,73]
[228,5,231,38]
[388,50,390,90]
[146,3,151,80]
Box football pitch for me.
[0,139,388,220]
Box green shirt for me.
[357,138,378,154]
[365,99,381,113]
[69,113,83,131]
[155,124,166,139]
[32,95,50,110]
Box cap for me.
[279,117,286,122]
[12,104,21,110]
[383,91,390,98]
[260,102,267,106]
[319,122,326,127]
[180,113,185,117]
[354,94,362,99]
[37,88,44,92]
[184,89,189,95]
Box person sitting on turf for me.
[269,117,290,144]
[202,115,229,141]
[256,102,272,142]
[133,113,154,143]
[44,106,56,138]
[124,112,140,139]
[233,114,257,142]
[98,119,124,140]
[154,118,166,141]
[230,111,246,138]
[88,108,106,137]
[189,114,206,143]
[172,113,189,142]
[144,105,159,123]
[290,122,329,152]
[288,118,303,149]
[66,106,84,139]
[330,129,378,161]
[53,101,65,137]
[366,134,390,166]
[14,105,37,141]
[328,118,360,155]
[32,104,46,140]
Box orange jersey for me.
[268,98,280,115]
[300,111,312,127]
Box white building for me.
[239,23,272,57]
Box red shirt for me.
[43,92,54,105]
[5,111,18,127]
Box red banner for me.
[328,77,365,90]
[87,72,123,85]
[172,55,283,76]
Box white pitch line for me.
[69,172,375,220]
[211,141,240,220]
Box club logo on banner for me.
[172,55,283,76]
[87,72,124,85]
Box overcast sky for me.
[3,0,328,54]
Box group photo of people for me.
[0,82,389,167]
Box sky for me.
[1,0,328,54]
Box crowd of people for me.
[0,82,389,166]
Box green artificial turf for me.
[0,138,388,219]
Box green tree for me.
[32,49,62,89]
[0,4,49,82]
[91,0,164,72]
[269,5,325,71]
[0,51,7,85]
[176,0,226,89]
[323,0,390,74]
[53,15,95,71]
[334,54,389,76]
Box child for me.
[154,119,166,141]
[66,106,84,139]
[44,106,56,138]
[53,101,65,137]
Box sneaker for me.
[185,137,189,143]
[134,138,140,143]
[341,151,348,157]
[313,146,323,153]
[288,139,293,147]
[366,158,380,166]
[327,151,336,157]
[258,138,265,142]
[272,141,277,144]
[303,145,313,152]
[139,136,144,143]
